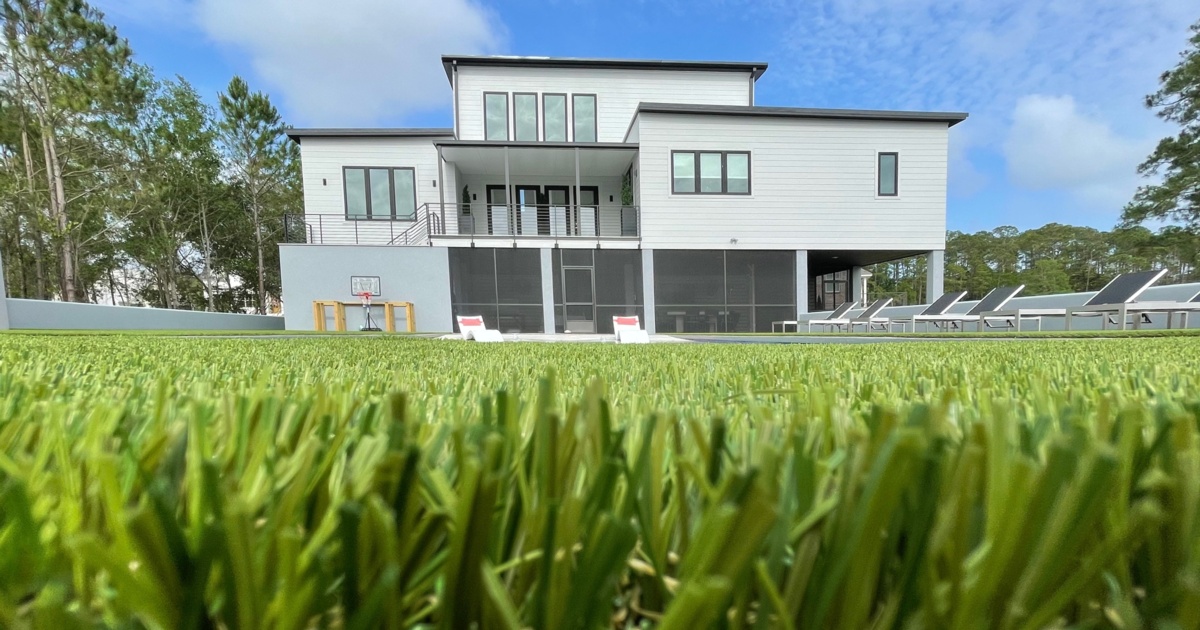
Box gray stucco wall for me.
[804,283,1200,331]
[6,299,284,330]
[279,244,452,332]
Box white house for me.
[280,55,966,334]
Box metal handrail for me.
[282,202,638,246]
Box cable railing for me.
[283,203,640,246]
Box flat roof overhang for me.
[437,141,638,176]
[637,103,968,127]
[285,128,454,143]
[441,55,768,84]
[808,250,930,276]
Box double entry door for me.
[486,185,599,237]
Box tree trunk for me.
[251,192,266,315]
[200,206,216,311]
[41,127,75,302]
[19,129,47,299]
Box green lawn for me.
[1,336,1197,628]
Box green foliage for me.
[1124,20,1200,232]
[1,336,1199,628]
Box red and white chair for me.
[612,315,650,344]
[455,315,504,342]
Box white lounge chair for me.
[612,315,650,344]
[846,298,896,332]
[983,270,1166,331]
[895,287,1026,332]
[455,315,504,342]
[1064,273,1198,330]
[802,302,857,332]
[887,291,968,332]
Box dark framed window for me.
[543,93,567,142]
[514,92,538,141]
[484,92,509,141]
[343,167,416,220]
[670,151,751,195]
[572,94,597,142]
[878,152,898,196]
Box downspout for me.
[436,145,446,238]
[452,62,460,138]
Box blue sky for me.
[96,0,1196,233]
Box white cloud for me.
[194,0,505,125]
[751,0,1191,222]
[1003,95,1152,207]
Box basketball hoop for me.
[358,291,382,332]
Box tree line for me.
[869,224,1199,304]
[0,0,298,313]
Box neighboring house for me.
[280,55,966,334]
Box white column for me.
[851,266,866,306]
[641,249,656,334]
[796,250,808,314]
[540,248,555,333]
[926,250,945,302]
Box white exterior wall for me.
[455,66,752,142]
[298,136,454,244]
[635,113,950,251]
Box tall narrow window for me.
[726,153,750,193]
[514,93,538,141]
[343,167,416,220]
[344,168,367,218]
[699,153,723,193]
[672,152,696,193]
[878,152,898,196]
[392,169,416,219]
[572,94,596,142]
[543,94,567,142]
[484,92,508,141]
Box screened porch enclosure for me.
[654,250,796,333]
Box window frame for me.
[542,93,568,142]
[483,91,510,141]
[877,151,899,197]
[342,166,417,221]
[513,92,539,142]
[571,93,598,143]
[669,150,752,195]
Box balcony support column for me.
[436,145,446,234]
[575,147,581,240]
[504,146,512,237]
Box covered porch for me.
[433,141,640,247]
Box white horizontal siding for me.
[456,66,751,142]
[636,114,949,251]
[299,136,453,244]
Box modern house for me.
[279,55,966,334]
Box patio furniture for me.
[799,302,857,332]
[846,298,896,332]
[887,290,968,332]
[895,285,1027,332]
[613,315,650,344]
[983,270,1166,332]
[1061,271,1196,330]
[455,315,504,342]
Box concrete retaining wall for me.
[279,244,453,332]
[5,299,284,330]
[804,283,1200,331]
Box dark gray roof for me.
[442,55,767,83]
[284,128,454,143]
[636,103,969,126]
